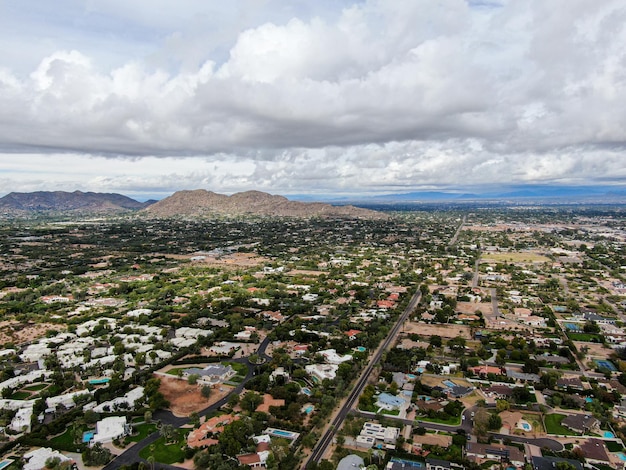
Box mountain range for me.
[0,189,386,219]
[0,191,153,213]
[143,189,386,219]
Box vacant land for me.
[158,376,233,417]
[404,321,472,339]
[482,251,551,264]
[0,320,62,345]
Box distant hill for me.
[143,189,388,219]
[0,191,151,213]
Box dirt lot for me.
[573,341,614,360]
[482,251,551,264]
[0,320,63,346]
[158,376,234,417]
[403,321,472,339]
[456,302,493,315]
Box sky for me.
[0,0,625,200]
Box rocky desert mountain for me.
[142,190,387,219]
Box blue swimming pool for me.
[585,397,593,403]
[301,387,312,396]
[604,431,615,438]
[390,458,423,468]
[82,431,95,443]
[564,322,580,330]
[521,422,531,431]
[355,346,366,352]
[616,452,626,461]
[88,378,110,385]
[304,405,314,414]
[595,359,617,371]
[443,380,456,388]
[406,374,417,379]
[0,459,14,470]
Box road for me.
[303,289,422,468]
[448,215,466,247]
[103,337,272,470]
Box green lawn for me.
[566,332,603,342]
[126,423,158,442]
[23,383,48,391]
[9,391,31,400]
[417,415,461,426]
[49,425,88,450]
[224,361,248,376]
[139,433,187,464]
[166,367,186,376]
[544,413,579,436]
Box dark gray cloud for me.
[0,0,625,196]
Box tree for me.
[495,399,510,412]
[159,423,176,443]
[473,407,490,440]
[187,374,200,385]
[240,391,263,413]
[488,413,502,431]
[429,335,442,348]
[201,385,211,399]
[82,443,112,466]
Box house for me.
[469,365,504,377]
[561,414,600,434]
[305,364,338,381]
[337,454,365,470]
[498,410,525,433]
[92,386,144,413]
[465,442,525,467]
[577,438,610,465]
[23,448,75,470]
[187,414,239,448]
[319,349,352,364]
[376,393,405,411]
[484,385,514,399]
[531,456,583,470]
[92,416,130,445]
[344,329,362,340]
[237,443,270,469]
[183,364,236,385]
[358,422,399,447]
[556,377,584,391]
[426,458,455,470]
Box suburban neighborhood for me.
[0,206,625,470]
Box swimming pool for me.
[303,405,314,414]
[390,458,423,468]
[0,459,14,470]
[604,431,615,438]
[88,378,110,385]
[355,346,366,352]
[520,422,531,431]
[406,373,417,379]
[416,395,432,401]
[443,380,456,388]
[265,428,300,440]
[564,322,580,330]
[585,397,593,403]
[616,452,626,461]
[82,431,95,443]
[301,387,312,396]
[595,359,617,371]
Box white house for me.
[305,364,338,381]
[92,416,130,445]
[23,448,74,470]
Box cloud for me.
[0,0,625,196]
